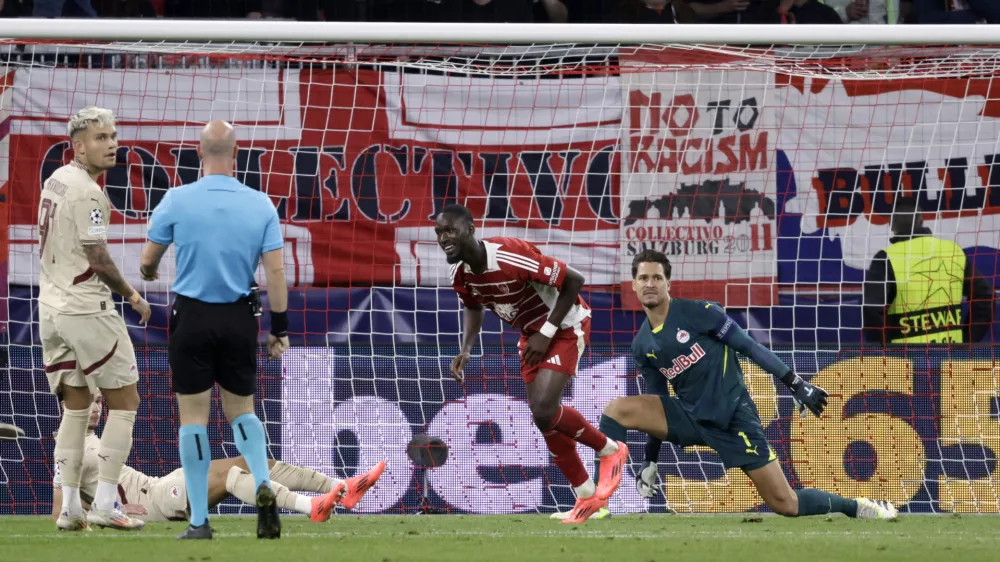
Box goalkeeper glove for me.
[635,461,660,498]
[780,371,829,418]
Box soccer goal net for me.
[0,21,998,516]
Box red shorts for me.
[517,317,590,384]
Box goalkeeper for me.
[600,250,898,520]
[52,392,387,523]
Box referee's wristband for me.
[269,311,289,338]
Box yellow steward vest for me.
[885,236,965,344]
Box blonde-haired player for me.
[52,393,388,524]
[40,107,152,531]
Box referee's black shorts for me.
[168,294,258,396]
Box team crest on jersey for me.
[89,209,103,225]
[170,486,181,498]
[676,329,690,343]
[492,302,518,323]
[659,343,706,380]
[497,284,510,294]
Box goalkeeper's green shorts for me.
[659,391,777,472]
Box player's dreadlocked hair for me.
[631,249,671,280]
[439,203,474,225]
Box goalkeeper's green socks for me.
[595,415,628,485]
[599,414,628,443]
[795,488,858,517]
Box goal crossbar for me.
[0,20,998,45]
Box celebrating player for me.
[599,249,898,520]
[52,392,388,524]
[436,204,629,524]
[39,107,152,532]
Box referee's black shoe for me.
[178,522,213,540]
[255,483,281,539]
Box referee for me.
[139,121,290,540]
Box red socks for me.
[540,406,611,488]
[542,430,589,487]
[549,406,608,451]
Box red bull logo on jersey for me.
[659,343,706,380]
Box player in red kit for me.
[436,204,629,524]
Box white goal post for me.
[0,20,998,45]
[1,19,998,518]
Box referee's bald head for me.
[199,120,237,161]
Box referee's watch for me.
[270,311,289,338]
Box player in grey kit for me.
[599,249,898,519]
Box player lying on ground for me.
[436,204,629,524]
[52,392,387,523]
[600,250,897,520]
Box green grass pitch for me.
[1,514,997,562]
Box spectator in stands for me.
[778,0,841,21]
[910,0,999,23]
[1,0,29,17]
[539,0,569,21]
[281,0,318,20]
[258,0,283,17]
[93,0,159,17]
[33,0,98,17]
[619,0,698,23]
[964,0,1000,22]
[863,200,994,346]
[686,0,757,22]
[303,0,444,21]
[438,0,567,23]
[686,0,838,23]
[163,0,262,18]
[820,0,907,22]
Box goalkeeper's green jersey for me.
[630,298,751,428]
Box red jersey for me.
[450,237,591,334]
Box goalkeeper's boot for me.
[86,503,145,531]
[340,460,387,510]
[549,505,611,521]
[561,496,608,525]
[256,482,282,539]
[595,441,629,500]
[56,510,89,531]
[177,523,213,540]
[855,498,898,520]
[310,482,346,523]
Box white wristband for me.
[539,321,558,338]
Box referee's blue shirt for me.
[147,175,284,303]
